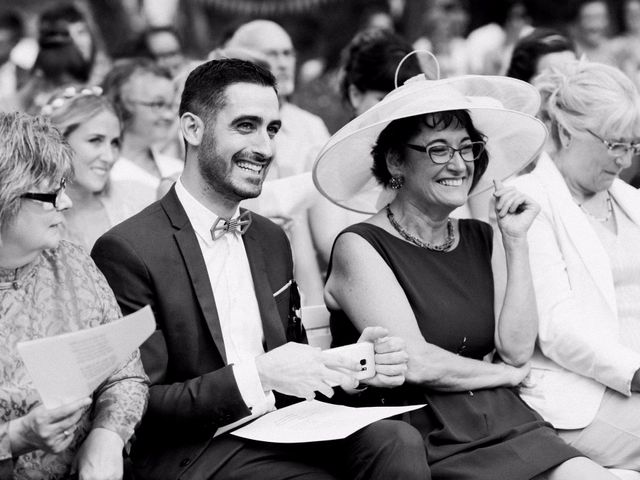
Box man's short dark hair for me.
[179,58,277,121]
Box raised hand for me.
[493,179,540,243]
[255,342,360,400]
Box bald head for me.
[227,20,296,97]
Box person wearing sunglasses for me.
[501,60,640,474]
[0,112,148,479]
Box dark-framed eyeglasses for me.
[20,178,67,210]
[586,129,640,157]
[406,141,486,164]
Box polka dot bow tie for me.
[210,211,252,240]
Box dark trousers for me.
[183,419,430,480]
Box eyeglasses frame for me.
[406,140,486,164]
[20,178,67,209]
[586,129,640,157]
[126,99,175,113]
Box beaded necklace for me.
[386,204,455,252]
[577,192,613,223]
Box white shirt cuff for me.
[214,361,275,437]
[233,360,273,411]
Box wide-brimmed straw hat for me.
[313,74,547,214]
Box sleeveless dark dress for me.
[330,220,581,480]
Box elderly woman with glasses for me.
[0,112,148,479]
[501,60,640,473]
[316,72,618,478]
[101,58,182,208]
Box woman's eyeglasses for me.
[127,99,175,113]
[20,178,67,210]
[587,129,640,157]
[406,141,486,164]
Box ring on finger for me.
[63,429,71,438]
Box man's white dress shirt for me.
[175,179,275,432]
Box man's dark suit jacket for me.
[91,187,304,479]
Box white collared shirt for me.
[174,179,275,430]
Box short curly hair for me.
[0,112,74,227]
[371,110,489,191]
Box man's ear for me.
[180,112,204,147]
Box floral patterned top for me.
[0,241,149,479]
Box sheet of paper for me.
[231,400,425,443]
[17,306,155,408]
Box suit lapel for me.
[535,156,616,314]
[162,189,228,363]
[243,221,287,351]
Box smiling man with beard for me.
[91,58,428,480]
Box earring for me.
[390,176,404,190]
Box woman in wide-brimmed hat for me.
[317,73,617,478]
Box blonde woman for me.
[506,60,640,472]
[43,86,147,250]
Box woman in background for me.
[101,58,182,207]
[43,86,147,250]
[506,28,576,83]
[310,28,422,267]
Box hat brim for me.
[313,75,547,214]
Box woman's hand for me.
[493,179,540,243]
[9,397,92,456]
[500,361,532,387]
[74,428,124,480]
[358,327,409,388]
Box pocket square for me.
[273,280,292,297]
